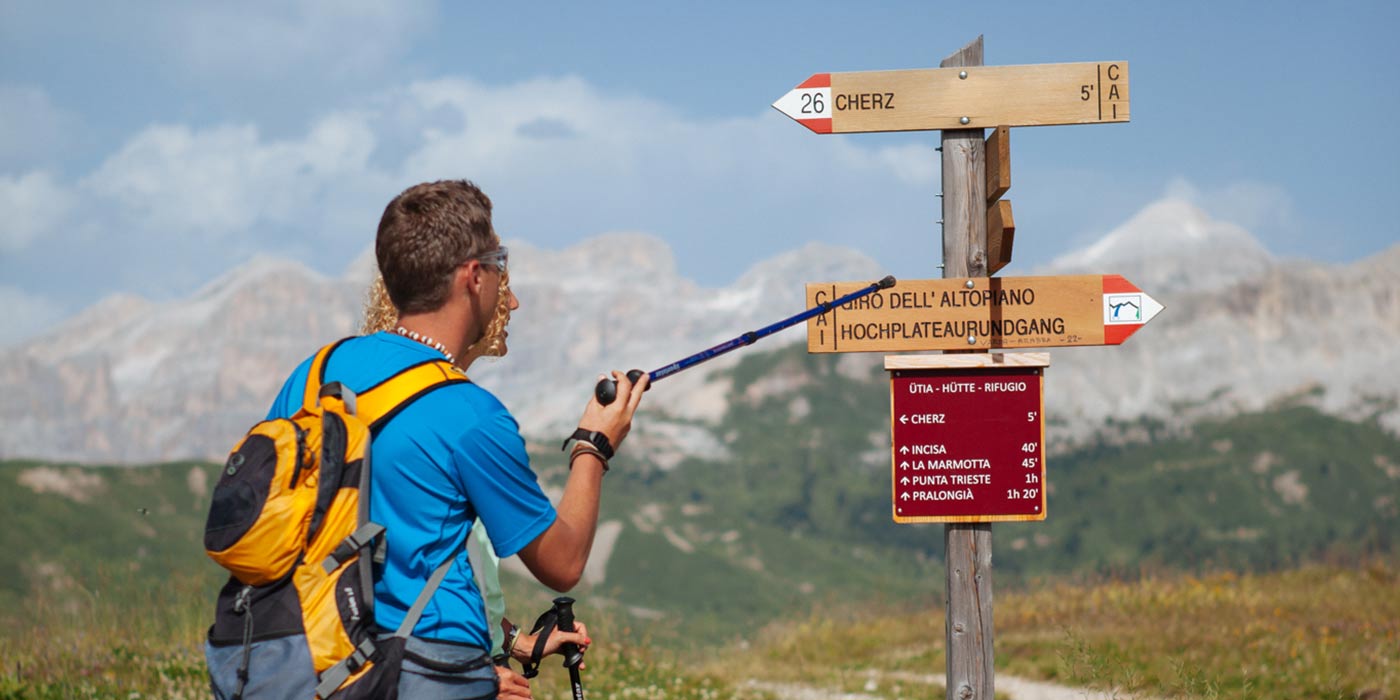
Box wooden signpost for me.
[804,274,1162,353]
[771,61,1129,134]
[984,126,1013,274]
[778,35,1144,700]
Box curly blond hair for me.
[360,273,399,335]
[360,271,513,368]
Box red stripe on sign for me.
[1103,323,1138,345]
[1102,274,1137,294]
[1102,275,1140,345]
[797,73,831,89]
[802,118,833,134]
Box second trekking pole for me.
[552,596,586,700]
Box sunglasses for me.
[472,247,508,273]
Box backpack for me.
[204,338,469,699]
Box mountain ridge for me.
[2,199,1397,463]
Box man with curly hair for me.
[209,180,647,699]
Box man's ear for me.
[456,260,482,297]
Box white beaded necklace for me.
[395,326,456,365]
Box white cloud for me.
[1164,176,1303,250]
[0,171,74,252]
[872,143,939,186]
[392,76,939,253]
[0,285,66,348]
[8,73,945,344]
[82,115,376,240]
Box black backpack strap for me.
[230,585,255,700]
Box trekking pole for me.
[595,275,897,405]
[552,596,586,700]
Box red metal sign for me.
[890,366,1046,523]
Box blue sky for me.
[2,1,1397,345]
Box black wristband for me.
[561,428,614,460]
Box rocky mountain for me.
[1039,198,1400,450]
[2,198,1397,463]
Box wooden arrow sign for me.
[773,61,1128,134]
[806,274,1161,353]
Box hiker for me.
[360,273,553,696]
[206,179,647,698]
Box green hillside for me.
[623,345,1399,589]
[2,345,1397,649]
[0,460,226,619]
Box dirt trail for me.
[745,669,1151,700]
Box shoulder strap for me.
[356,359,469,431]
[302,338,353,414]
[302,338,469,426]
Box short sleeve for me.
[266,355,315,420]
[453,410,557,558]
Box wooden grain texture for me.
[945,522,994,699]
[805,275,1107,353]
[940,37,987,281]
[940,35,995,700]
[986,200,1015,275]
[884,352,1048,370]
[826,61,1129,133]
[984,126,1010,203]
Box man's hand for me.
[496,665,532,700]
[578,370,649,452]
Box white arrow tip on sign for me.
[771,75,832,134]
[1140,293,1164,325]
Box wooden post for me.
[939,35,994,700]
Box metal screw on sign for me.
[965,280,975,289]
[960,117,970,125]
[966,336,977,345]
[959,71,968,79]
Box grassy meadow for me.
[3,560,1395,699]
[729,563,1398,700]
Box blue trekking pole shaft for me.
[595,275,896,405]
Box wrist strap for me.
[519,608,559,679]
[560,428,614,460]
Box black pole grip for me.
[552,596,584,668]
[594,369,646,406]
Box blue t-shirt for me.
[267,332,556,648]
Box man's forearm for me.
[518,453,606,590]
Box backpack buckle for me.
[319,382,358,415]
